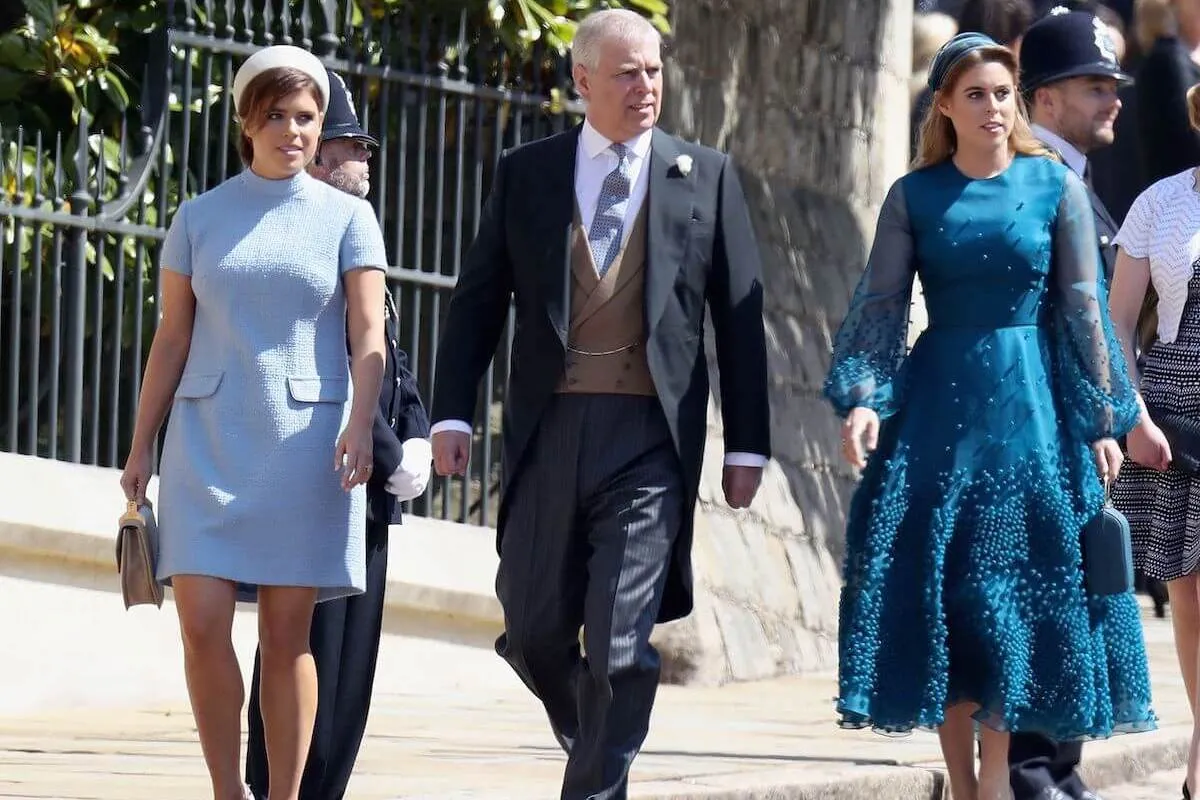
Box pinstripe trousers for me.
[495,393,683,800]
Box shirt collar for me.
[1031,123,1088,179]
[580,119,653,161]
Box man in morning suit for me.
[429,9,770,799]
[245,68,432,800]
[1016,9,1131,800]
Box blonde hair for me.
[914,12,959,71]
[1135,0,1177,52]
[914,45,1052,169]
[912,13,959,103]
[1189,83,1200,132]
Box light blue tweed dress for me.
[156,168,387,602]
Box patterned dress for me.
[1112,168,1200,582]
[825,155,1155,739]
[156,169,387,602]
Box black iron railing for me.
[0,0,583,526]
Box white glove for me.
[386,437,432,500]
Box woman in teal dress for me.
[826,33,1155,800]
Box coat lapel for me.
[538,125,582,346]
[645,128,695,334]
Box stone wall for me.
[653,0,914,684]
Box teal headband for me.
[927,32,1000,92]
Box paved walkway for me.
[1104,768,1191,800]
[0,596,1190,799]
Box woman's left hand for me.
[1091,437,1125,485]
[334,421,374,491]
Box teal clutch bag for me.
[1081,479,1134,596]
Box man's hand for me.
[432,430,471,476]
[723,464,763,509]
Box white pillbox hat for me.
[232,45,330,113]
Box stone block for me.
[712,601,778,682]
[784,538,842,633]
[737,524,802,615]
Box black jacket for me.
[1136,37,1200,186]
[430,125,770,623]
[365,291,430,534]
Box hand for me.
[723,465,763,509]
[432,430,471,476]
[120,446,154,505]
[841,407,880,469]
[334,421,374,491]
[1091,437,1125,485]
[1126,419,1172,471]
[387,437,433,500]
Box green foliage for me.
[488,0,669,55]
[0,0,159,135]
[355,0,669,61]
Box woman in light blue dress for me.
[826,33,1155,800]
[120,46,387,800]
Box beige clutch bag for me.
[116,499,163,609]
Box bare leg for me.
[173,575,244,800]
[1169,576,1200,717]
[1173,576,1200,796]
[939,703,978,800]
[257,585,319,800]
[977,724,1012,800]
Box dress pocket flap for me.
[287,376,349,403]
[175,371,224,399]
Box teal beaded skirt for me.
[835,325,1156,739]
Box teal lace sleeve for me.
[824,179,916,419]
[1050,170,1139,442]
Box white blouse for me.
[1114,168,1200,344]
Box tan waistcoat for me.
[555,205,655,396]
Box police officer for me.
[244,69,432,800]
[1017,12,1130,799]
[1022,5,1130,281]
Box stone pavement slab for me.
[0,599,1189,799]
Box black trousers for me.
[1009,732,1086,799]
[495,394,683,800]
[245,525,389,800]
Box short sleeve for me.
[1112,186,1154,259]
[160,200,192,276]
[823,178,917,419]
[1049,170,1139,442]
[339,199,388,274]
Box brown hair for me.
[1135,0,1176,52]
[914,45,1052,169]
[957,0,1034,46]
[235,66,323,166]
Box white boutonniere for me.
[674,154,693,177]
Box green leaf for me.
[98,68,128,110]
[0,31,49,72]
[0,67,28,102]
[21,0,57,30]
[621,0,669,13]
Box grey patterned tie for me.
[588,142,632,277]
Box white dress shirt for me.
[432,122,767,470]
[1031,123,1087,179]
